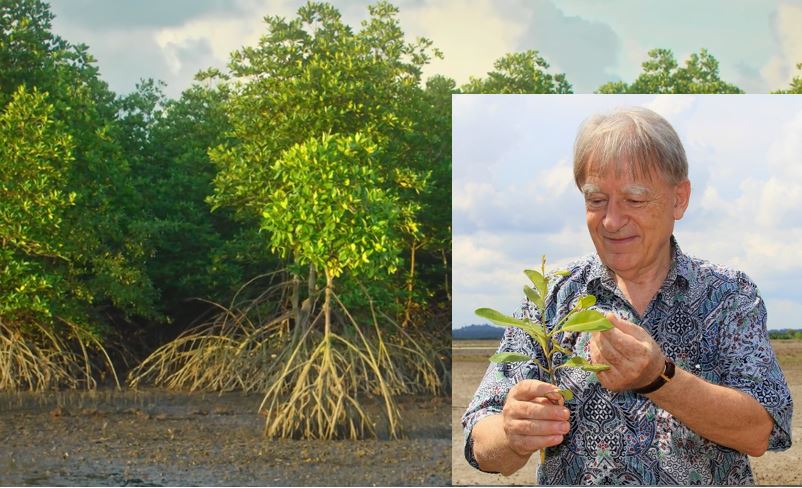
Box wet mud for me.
[0,389,449,486]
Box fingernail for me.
[562,422,570,433]
[562,409,570,420]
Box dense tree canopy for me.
[207,1,448,322]
[461,50,573,94]
[3,0,798,394]
[0,0,158,333]
[597,48,742,94]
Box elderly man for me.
[462,106,792,485]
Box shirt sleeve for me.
[461,300,545,471]
[717,273,793,451]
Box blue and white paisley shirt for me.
[462,238,793,485]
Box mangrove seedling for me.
[475,256,614,402]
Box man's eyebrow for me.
[622,185,651,197]
[581,183,601,196]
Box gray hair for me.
[573,106,688,188]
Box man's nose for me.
[602,200,627,232]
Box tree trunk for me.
[402,242,419,328]
[324,268,333,337]
[441,248,451,302]
[291,273,300,328]
[293,264,316,344]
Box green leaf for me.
[475,308,528,328]
[551,341,572,355]
[561,310,613,332]
[489,352,532,364]
[523,285,545,311]
[524,269,548,298]
[554,270,571,277]
[555,356,592,369]
[558,388,574,401]
[580,363,611,372]
[555,355,611,372]
[576,295,596,309]
[475,307,548,348]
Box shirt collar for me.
[587,235,690,293]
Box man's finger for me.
[508,433,564,454]
[506,418,570,437]
[594,324,631,359]
[593,332,626,366]
[507,397,570,422]
[599,313,644,353]
[606,312,643,336]
[510,379,562,402]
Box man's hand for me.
[501,379,571,457]
[589,313,665,392]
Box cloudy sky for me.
[454,94,802,330]
[45,2,802,330]
[49,0,802,98]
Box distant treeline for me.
[769,329,802,340]
[458,325,802,341]
[453,324,504,340]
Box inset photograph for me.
[453,94,801,485]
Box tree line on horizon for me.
[2,0,801,437]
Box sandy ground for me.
[452,339,802,486]
[0,389,449,486]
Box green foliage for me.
[0,86,73,322]
[207,1,444,316]
[461,50,573,94]
[477,257,612,399]
[596,48,742,94]
[0,0,163,391]
[261,132,401,279]
[769,329,802,340]
[116,77,256,314]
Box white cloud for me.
[765,298,802,330]
[398,0,525,85]
[767,107,802,175]
[540,158,575,201]
[154,8,269,76]
[456,95,802,330]
[761,2,802,90]
[644,95,696,119]
[755,177,802,228]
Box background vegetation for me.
[2,0,800,436]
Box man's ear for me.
[673,179,691,220]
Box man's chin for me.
[600,255,637,275]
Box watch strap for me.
[633,358,675,394]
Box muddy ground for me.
[0,389,449,486]
[452,339,802,486]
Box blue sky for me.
[48,0,802,98]
[453,95,802,330]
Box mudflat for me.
[452,339,802,486]
[0,390,449,486]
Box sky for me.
[453,94,802,330]
[43,2,802,330]
[48,0,802,99]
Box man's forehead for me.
[582,175,656,195]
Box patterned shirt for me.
[462,238,793,485]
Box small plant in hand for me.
[475,256,614,402]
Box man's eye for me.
[627,199,646,206]
[587,199,606,208]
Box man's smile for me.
[603,235,638,246]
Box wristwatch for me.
[632,357,675,394]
